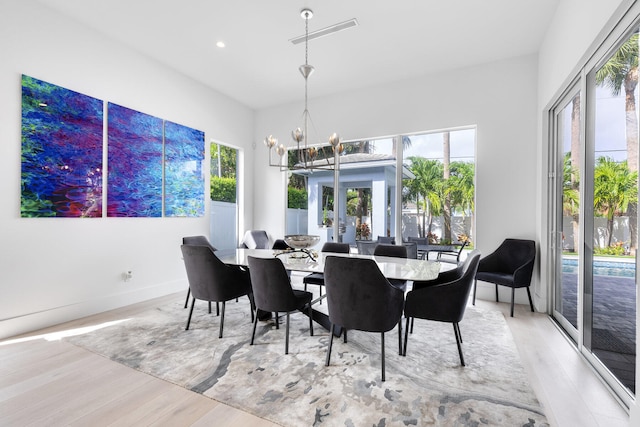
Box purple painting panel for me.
[107,103,163,217]
[21,75,104,217]
[164,121,205,217]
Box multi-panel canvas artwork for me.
[164,121,205,217]
[107,103,164,217]
[20,74,205,218]
[21,75,104,217]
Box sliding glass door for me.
[550,27,638,404]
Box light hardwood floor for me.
[0,291,630,426]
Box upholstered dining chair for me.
[377,236,396,244]
[373,243,409,290]
[180,244,254,338]
[403,250,481,366]
[241,230,270,249]
[182,236,217,309]
[323,256,405,381]
[302,242,350,303]
[247,256,314,354]
[356,240,377,255]
[473,238,536,317]
[402,241,419,259]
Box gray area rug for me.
[66,296,548,426]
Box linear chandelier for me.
[264,8,341,171]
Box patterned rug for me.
[65,295,548,426]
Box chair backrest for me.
[374,243,407,258]
[247,256,300,312]
[321,242,350,253]
[180,244,250,302]
[480,239,536,284]
[323,256,404,332]
[356,240,377,255]
[402,241,418,259]
[272,239,291,250]
[183,235,217,251]
[405,250,481,323]
[377,236,396,244]
[242,230,270,249]
[407,236,428,245]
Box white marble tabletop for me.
[215,248,441,282]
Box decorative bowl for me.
[284,234,320,249]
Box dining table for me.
[215,248,443,334]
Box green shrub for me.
[288,187,308,209]
[210,177,236,203]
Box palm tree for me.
[446,161,475,241]
[442,132,452,242]
[407,156,444,238]
[563,152,580,251]
[593,157,638,247]
[595,33,639,253]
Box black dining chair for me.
[182,236,217,309]
[473,238,536,317]
[403,250,481,366]
[180,244,254,338]
[302,242,350,303]
[377,236,396,244]
[323,256,405,381]
[241,230,270,249]
[247,256,314,354]
[356,240,377,255]
[373,243,409,290]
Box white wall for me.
[0,1,254,339]
[254,54,541,304]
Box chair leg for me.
[510,287,516,317]
[249,295,255,323]
[184,288,191,309]
[307,304,314,336]
[285,313,290,355]
[216,302,220,316]
[453,322,465,366]
[472,279,477,305]
[381,332,386,382]
[343,329,348,343]
[495,283,499,302]
[403,317,410,356]
[410,317,415,334]
[326,324,335,366]
[208,301,212,314]
[219,301,226,338]
[250,308,259,345]
[454,322,463,343]
[397,320,403,356]
[185,298,196,330]
[275,312,279,329]
[526,287,534,312]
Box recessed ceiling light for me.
[216,41,226,48]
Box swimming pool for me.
[562,258,636,278]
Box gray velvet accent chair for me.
[403,250,481,366]
[180,244,254,338]
[241,230,270,249]
[377,235,396,244]
[323,256,405,381]
[302,242,350,304]
[356,240,377,255]
[373,243,409,291]
[247,256,314,354]
[182,236,217,309]
[473,238,536,317]
[402,241,418,259]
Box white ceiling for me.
[37,0,560,110]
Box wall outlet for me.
[123,270,133,282]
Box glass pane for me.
[210,142,238,250]
[557,93,581,330]
[590,30,638,394]
[402,129,475,248]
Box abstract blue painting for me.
[21,75,104,217]
[164,121,205,217]
[107,102,163,217]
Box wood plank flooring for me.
[0,292,630,426]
